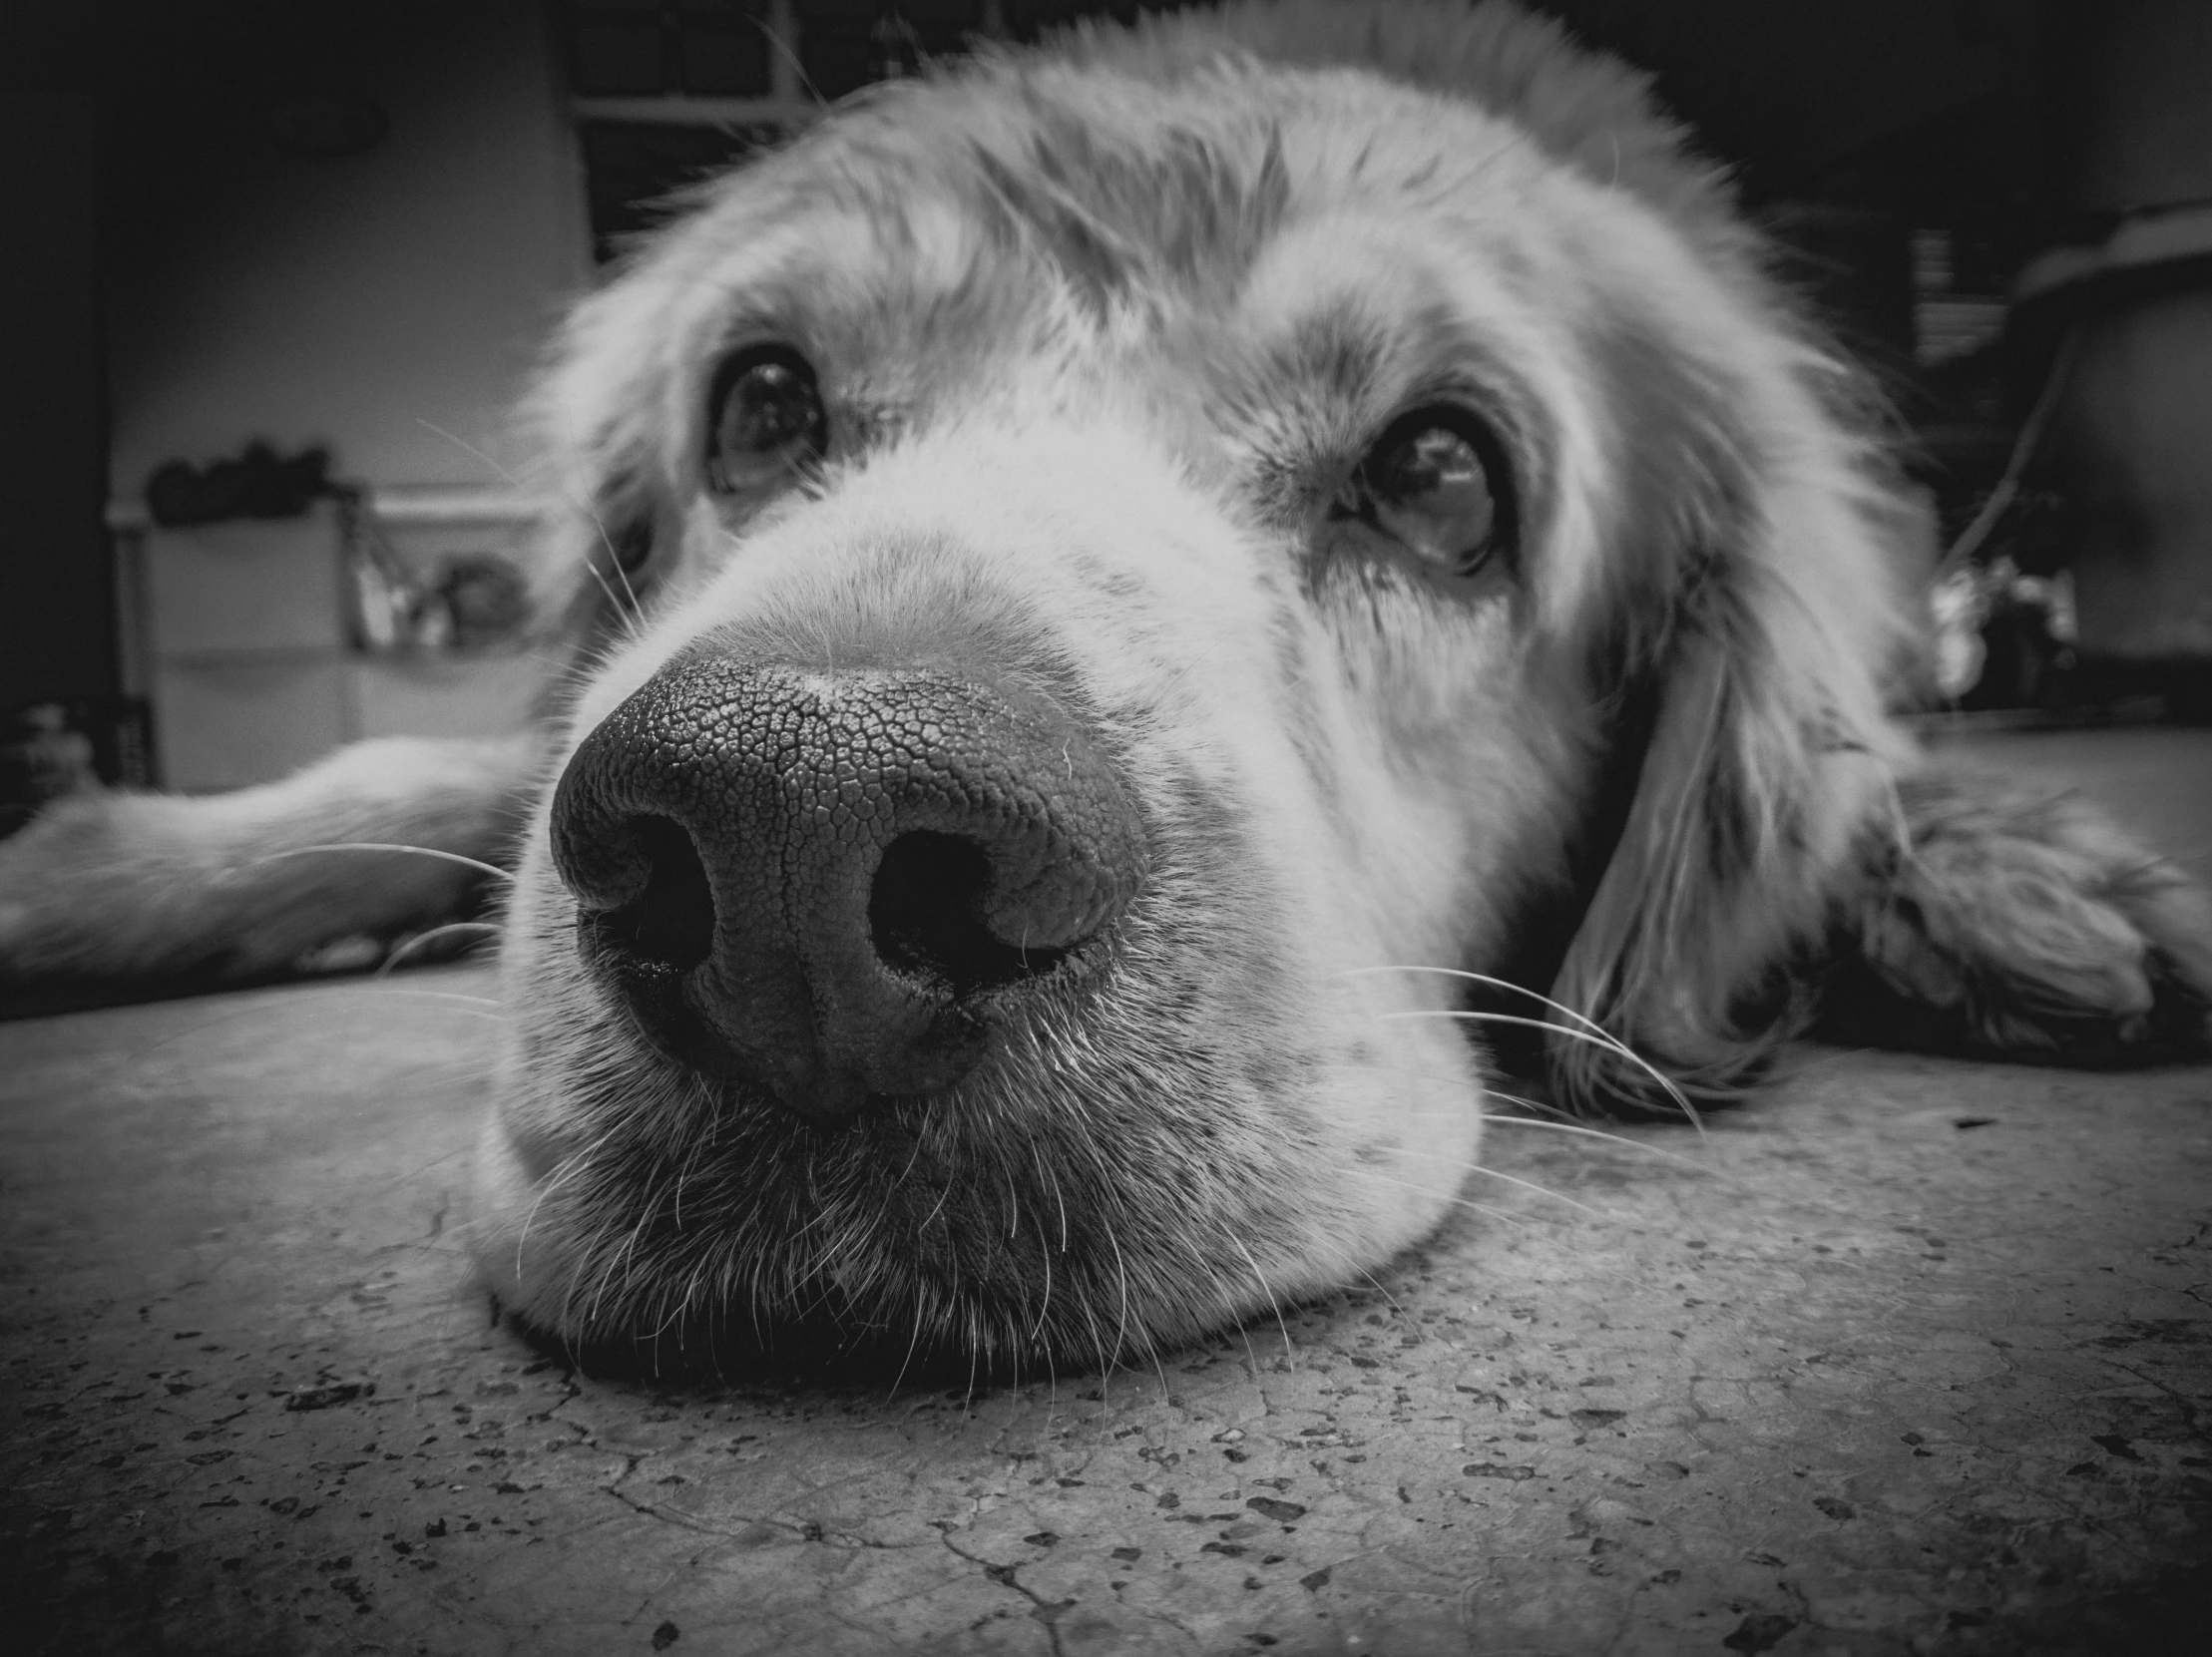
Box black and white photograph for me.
[3,3,2208,1652]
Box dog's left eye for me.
[1336,407,1515,576]
[705,345,828,494]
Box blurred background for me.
[2,0,2208,831]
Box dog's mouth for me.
[495,876,1338,1377]
[501,1082,1172,1376]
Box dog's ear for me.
[1539,321,2211,1107]
[1542,344,1916,1114]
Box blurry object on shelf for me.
[335,486,529,654]
[1930,559,2076,712]
[0,698,156,838]
[144,441,334,528]
[139,452,534,658]
[437,555,533,650]
[130,492,550,793]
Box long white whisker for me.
[1376,1008,1699,1128]
[1461,1163,1605,1217]
[1344,1167,1598,1237]
[376,921,500,978]
[1227,1233,1296,1365]
[1105,1217,1134,1371]
[362,987,505,1014]
[748,12,826,106]
[1346,965,1707,1133]
[1337,964,1612,1044]
[413,416,645,619]
[1320,1056,1743,1189]
[260,843,514,884]
[1318,1111,1616,1215]
[1028,1206,1055,1347]
[1355,1268,1411,1325]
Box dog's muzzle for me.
[550,653,1149,1128]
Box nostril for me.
[601,814,715,972]
[868,830,1070,997]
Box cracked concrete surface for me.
[3,728,2209,1655]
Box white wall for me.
[105,0,590,499]
[103,0,587,788]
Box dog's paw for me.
[0,791,204,986]
[1821,775,2212,1064]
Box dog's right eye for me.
[1334,406,1517,578]
[705,345,827,494]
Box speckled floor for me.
[4,729,2209,1657]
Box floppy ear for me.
[1543,338,1918,1114]
[1543,336,2211,1108]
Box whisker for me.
[1481,1086,1585,1122]
[886,1306,931,1403]
[1375,1007,1700,1128]
[1038,1142,1072,1255]
[583,544,646,624]
[1324,1056,1734,1182]
[1105,1218,1134,1371]
[1028,1207,1056,1347]
[1356,967,1706,1132]
[1338,964,1611,1046]
[1458,1163,1605,1217]
[362,987,505,1014]
[376,922,501,978]
[259,843,515,884]
[1335,1141,1608,1216]
[1355,1268,1411,1326]
[1227,1233,1296,1366]
[1343,1167,1597,1239]
[748,11,826,106]
[413,416,646,620]
[1476,1112,1749,1185]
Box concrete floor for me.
[3,729,2209,1656]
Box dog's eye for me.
[705,345,827,494]
[1336,407,1515,576]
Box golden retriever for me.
[3,0,2207,1375]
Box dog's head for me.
[473,0,1913,1371]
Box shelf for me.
[106,486,546,536]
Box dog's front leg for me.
[0,734,544,990]
[1819,770,2212,1063]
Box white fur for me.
[3,2,2203,1371]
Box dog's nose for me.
[550,655,1148,1127]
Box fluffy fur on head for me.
[2,1,2203,1375]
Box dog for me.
[4,0,2208,1376]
